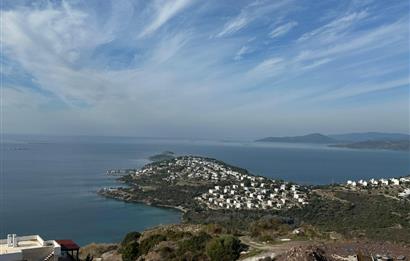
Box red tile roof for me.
[56,240,80,251]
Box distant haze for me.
[2,0,409,139]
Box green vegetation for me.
[205,235,243,261]
[116,225,246,261]
[176,232,212,260]
[184,209,283,233]
[183,190,410,243]
[121,241,140,261]
[139,234,168,255]
[111,189,410,261]
[285,191,410,242]
[121,231,141,247]
[100,155,410,261]
[119,232,141,261]
[249,217,292,241]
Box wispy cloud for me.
[298,11,368,42]
[234,46,250,61]
[216,12,250,38]
[315,78,410,101]
[139,0,192,38]
[2,0,409,137]
[216,0,293,38]
[269,21,297,39]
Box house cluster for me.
[197,181,309,210]
[131,156,249,183]
[130,156,309,210]
[345,176,410,198]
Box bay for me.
[1,135,409,245]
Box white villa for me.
[0,234,80,261]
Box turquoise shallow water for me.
[1,135,409,245]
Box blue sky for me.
[1,0,409,138]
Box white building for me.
[390,178,400,186]
[369,178,378,185]
[0,235,61,261]
[380,179,389,185]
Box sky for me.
[1,0,409,139]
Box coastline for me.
[98,189,187,214]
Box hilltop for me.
[99,155,309,211]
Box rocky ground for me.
[78,224,410,261]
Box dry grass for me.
[79,243,118,260]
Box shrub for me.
[139,234,167,255]
[121,241,140,261]
[120,232,142,261]
[121,231,141,247]
[205,235,242,261]
[177,232,212,256]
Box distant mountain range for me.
[330,140,410,151]
[256,133,336,144]
[255,132,410,151]
[328,132,410,142]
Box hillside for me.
[94,155,410,260]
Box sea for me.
[1,134,409,245]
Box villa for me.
[0,235,80,261]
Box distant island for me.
[256,132,410,151]
[148,151,176,162]
[255,133,336,144]
[330,140,410,151]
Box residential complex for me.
[131,156,309,210]
[345,176,410,198]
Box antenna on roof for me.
[12,234,17,247]
[7,234,12,247]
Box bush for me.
[177,232,212,256]
[121,231,141,247]
[164,230,192,241]
[121,241,140,261]
[120,232,142,261]
[139,234,167,255]
[205,235,242,261]
[249,217,291,241]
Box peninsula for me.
[93,154,410,260]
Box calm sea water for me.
[1,135,409,245]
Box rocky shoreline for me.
[98,189,188,214]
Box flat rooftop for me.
[0,238,42,254]
[0,235,60,256]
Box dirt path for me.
[239,236,311,260]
